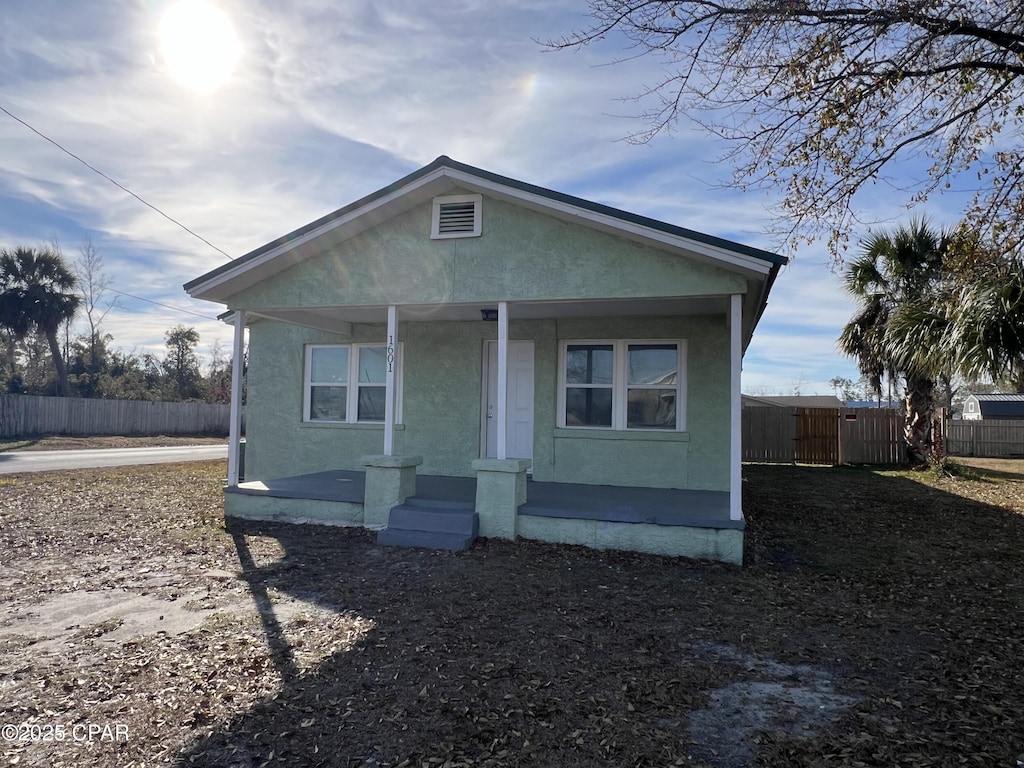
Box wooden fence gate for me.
[743,406,907,465]
[795,408,840,465]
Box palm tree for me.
[838,219,953,465]
[0,246,81,396]
[885,234,1024,395]
[944,254,1024,391]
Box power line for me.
[108,287,218,321]
[0,102,234,262]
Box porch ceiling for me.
[244,296,730,334]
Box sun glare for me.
[159,0,240,94]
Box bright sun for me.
[159,0,240,94]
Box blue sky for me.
[0,0,963,394]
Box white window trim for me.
[431,193,482,239]
[558,339,687,432]
[303,343,403,424]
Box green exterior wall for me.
[233,188,741,494]
[228,194,746,311]
[244,313,730,492]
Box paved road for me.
[0,445,228,474]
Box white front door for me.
[483,340,534,459]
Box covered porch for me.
[218,293,751,565]
[224,467,744,564]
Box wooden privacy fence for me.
[0,394,243,438]
[945,420,1024,457]
[743,406,906,465]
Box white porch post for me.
[497,301,508,460]
[729,294,743,521]
[227,310,245,486]
[384,305,397,457]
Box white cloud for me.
[0,0,905,387]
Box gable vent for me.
[432,194,482,239]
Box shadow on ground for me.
[174,465,1024,767]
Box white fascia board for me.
[187,169,454,300]
[441,169,775,276]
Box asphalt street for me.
[0,445,228,474]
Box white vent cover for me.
[432,194,482,239]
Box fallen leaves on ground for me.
[0,461,1022,767]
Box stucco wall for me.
[537,315,729,491]
[244,314,730,492]
[245,321,401,481]
[228,194,746,310]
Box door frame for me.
[480,339,535,460]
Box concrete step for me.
[377,498,480,552]
[387,502,479,537]
[376,527,475,552]
[402,496,476,512]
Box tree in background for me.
[838,220,954,464]
[0,246,80,396]
[163,325,205,401]
[206,339,234,404]
[73,239,118,396]
[945,247,1024,392]
[886,233,1024,396]
[828,375,900,405]
[553,2,1024,259]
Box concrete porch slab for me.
[522,481,740,530]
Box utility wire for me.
[108,287,217,321]
[0,103,234,262]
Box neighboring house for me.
[742,395,844,409]
[185,156,786,564]
[962,394,1024,421]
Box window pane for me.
[627,389,676,429]
[565,387,612,427]
[310,386,347,420]
[358,347,387,383]
[565,344,613,385]
[311,347,349,383]
[627,344,677,385]
[358,386,386,421]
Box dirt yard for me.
[1,460,1023,767]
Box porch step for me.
[376,498,479,552]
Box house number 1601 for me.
[386,336,394,373]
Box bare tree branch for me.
[549,0,1024,261]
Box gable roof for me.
[966,393,1024,417]
[186,156,785,300]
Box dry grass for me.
[1,461,1023,767]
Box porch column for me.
[497,301,508,460]
[729,294,742,522]
[227,310,246,486]
[384,305,397,456]
[362,454,423,528]
[473,458,531,539]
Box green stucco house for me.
[185,156,785,564]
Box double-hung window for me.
[560,340,685,431]
[304,343,400,423]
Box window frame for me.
[303,343,403,424]
[558,339,687,432]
